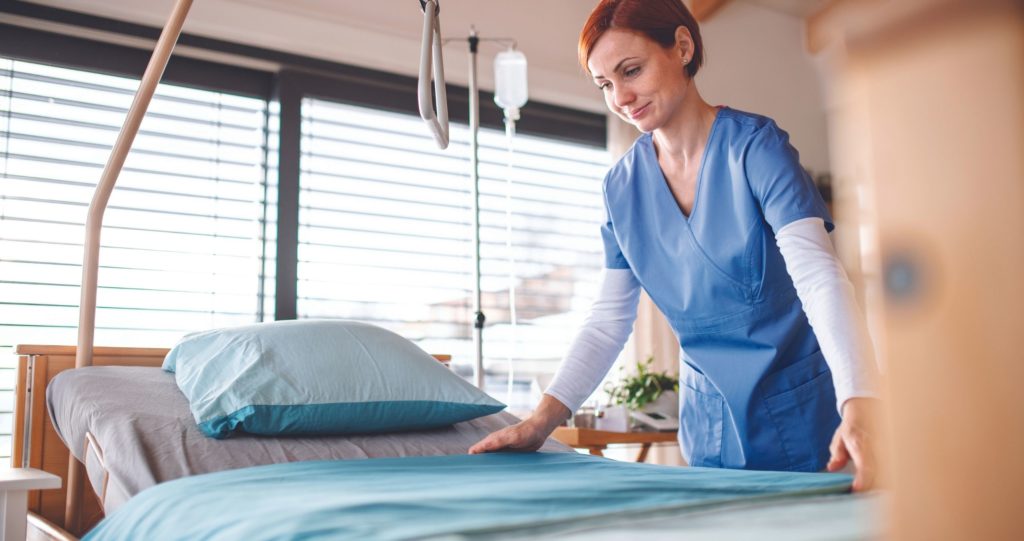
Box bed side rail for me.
[12,345,168,536]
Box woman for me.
[470,0,879,491]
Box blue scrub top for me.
[602,107,840,472]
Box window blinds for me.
[0,58,273,459]
[298,98,609,393]
[0,58,608,458]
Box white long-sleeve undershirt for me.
[775,217,880,411]
[544,217,879,415]
[544,268,640,414]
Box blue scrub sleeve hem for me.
[600,220,631,270]
[773,211,835,235]
[743,121,833,236]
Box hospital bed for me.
[11,343,879,541]
[12,345,561,532]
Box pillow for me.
[163,320,505,439]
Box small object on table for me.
[595,405,630,432]
[0,468,62,541]
[569,404,630,432]
[630,410,679,431]
[552,426,677,463]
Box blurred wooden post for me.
[809,1,1024,539]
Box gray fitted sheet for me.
[47,366,568,511]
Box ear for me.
[674,25,694,59]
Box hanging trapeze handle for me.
[418,0,449,149]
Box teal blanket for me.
[84,452,853,540]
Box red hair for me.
[579,0,705,78]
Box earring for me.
[682,57,690,65]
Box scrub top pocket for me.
[761,351,840,471]
[679,382,725,468]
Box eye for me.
[624,66,641,78]
[597,81,611,91]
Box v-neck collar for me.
[644,107,724,225]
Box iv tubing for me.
[504,115,518,404]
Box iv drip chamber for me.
[493,49,528,120]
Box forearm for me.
[776,217,881,412]
[545,268,640,413]
[528,394,573,434]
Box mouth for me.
[627,103,650,120]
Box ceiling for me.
[20,0,823,111]
[231,0,597,73]
[745,0,828,18]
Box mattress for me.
[82,452,875,541]
[47,365,569,511]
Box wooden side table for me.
[1,468,62,541]
[552,426,677,463]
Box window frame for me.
[1,1,606,321]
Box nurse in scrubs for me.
[470,0,880,491]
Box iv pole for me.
[464,28,520,390]
[467,28,486,390]
[418,1,484,389]
[419,4,522,391]
[420,1,486,388]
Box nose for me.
[612,84,635,110]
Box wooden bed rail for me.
[12,345,170,537]
[27,512,79,541]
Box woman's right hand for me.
[468,419,549,454]
[468,395,571,454]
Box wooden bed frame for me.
[13,345,171,539]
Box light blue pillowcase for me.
[163,320,505,439]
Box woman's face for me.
[587,29,689,133]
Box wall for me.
[19,0,605,113]
[697,0,831,173]
[19,1,830,171]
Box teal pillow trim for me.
[198,400,507,439]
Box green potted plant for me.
[604,356,679,412]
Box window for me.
[298,99,609,411]
[0,57,274,460]
[0,8,609,459]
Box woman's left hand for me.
[827,397,879,491]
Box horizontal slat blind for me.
[0,58,274,460]
[298,99,608,405]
